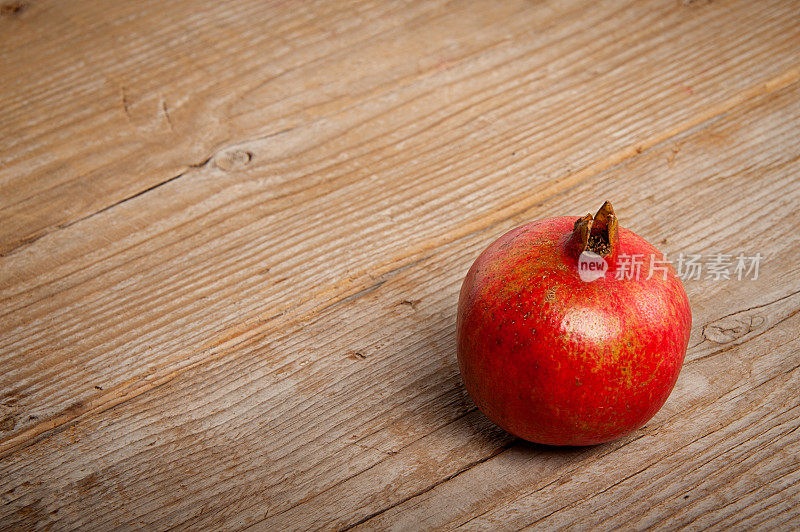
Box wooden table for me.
[2,1,799,529]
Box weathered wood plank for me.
[0,0,452,253]
[2,0,799,460]
[2,73,799,530]
[261,83,800,532]
[364,324,800,531]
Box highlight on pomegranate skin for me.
[456,201,692,446]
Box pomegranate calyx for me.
[571,200,619,257]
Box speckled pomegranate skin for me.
[457,216,692,446]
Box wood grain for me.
[2,0,799,454]
[0,0,449,253]
[1,0,799,529]
[264,82,800,532]
[3,65,800,532]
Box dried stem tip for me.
[572,200,619,257]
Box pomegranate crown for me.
[571,200,618,257]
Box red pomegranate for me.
[457,201,691,446]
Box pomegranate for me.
[457,202,691,446]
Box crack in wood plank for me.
[0,156,213,258]
[340,440,517,532]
